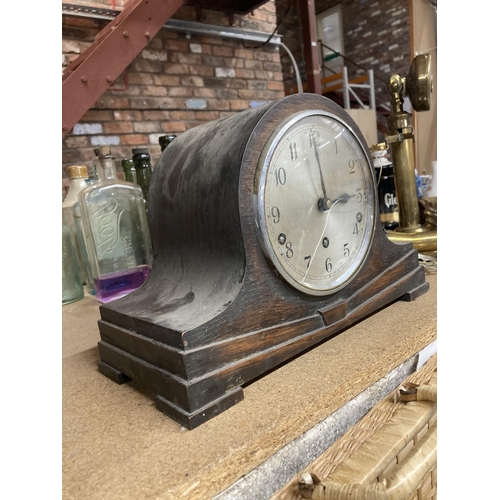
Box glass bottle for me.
[72,165,99,296]
[159,134,176,152]
[78,146,153,304]
[121,158,137,185]
[91,156,103,181]
[132,148,152,202]
[63,165,89,283]
[62,219,84,305]
[371,144,399,231]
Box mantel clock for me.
[96,93,428,429]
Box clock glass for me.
[255,110,376,295]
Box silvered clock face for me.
[255,110,376,295]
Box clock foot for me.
[98,361,132,385]
[399,281,430,302]
[96,338,246,429]
[155,389,244,430]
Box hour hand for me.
[318,193,354,211]
[331,193,355,205]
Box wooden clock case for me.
[96,93,429,429]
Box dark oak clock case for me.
[96,93,428,429]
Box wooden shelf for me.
[62,274,437,500]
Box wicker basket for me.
[271,354,437,500]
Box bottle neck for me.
[134,159,151,169]
[92,158,103,180]
[63,178,88,207]
[99,157,118,180]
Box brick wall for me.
[341,0,411,99]
[276,0,411,108]
[62,1,284,196]
[63,0,413,196]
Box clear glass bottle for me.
[159,134,176,152]
[62,219,84,305]
[72,164,99,296]
[78,146,153,304]
[63,165,89,283]
[91,156,103,181]
[132,148,152,202]
[121,158,137,185]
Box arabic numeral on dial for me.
[348,159,356,175]
[275,167,287,186]
[289,142,297,160]
[304,255,311,269]
[356,187,368,202]
[343,243,350,258]
[353,222,359,236]
[309,129,320,147]
[286,242,294,258]
[271,206,280,223]
[325,257,333,273]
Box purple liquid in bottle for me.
[94,265,151,303]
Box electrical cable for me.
[242,2,302,93]
[281,42,303,93]
[243,1,292,49]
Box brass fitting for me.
[382,55,437,253]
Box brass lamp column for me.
[387,74,420,230]
[381,54,437,253]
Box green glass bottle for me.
[132,148,152,201]
[159,135,176,152]
[121,158,137,185]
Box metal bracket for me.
[62,0,185,138]
[386,128,414,144]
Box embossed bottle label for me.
[90,198,124,256]
[122,235,136,267]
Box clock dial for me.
[255,110,376,295]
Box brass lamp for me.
[378,54,437,253]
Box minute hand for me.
[312,140,328,200]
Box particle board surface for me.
[62,274,437,500]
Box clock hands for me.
[310,129,332,212]
[303,192,357,282]
[319,193,356,210]
[302,195,347,283]
[310,131,357,211]
[330,193,356,204]
[312,138,328,199]
[304,129,359,281]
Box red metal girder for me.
[297,0,321,95]
[62,0,186,138]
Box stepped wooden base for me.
[97,272,428,429]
